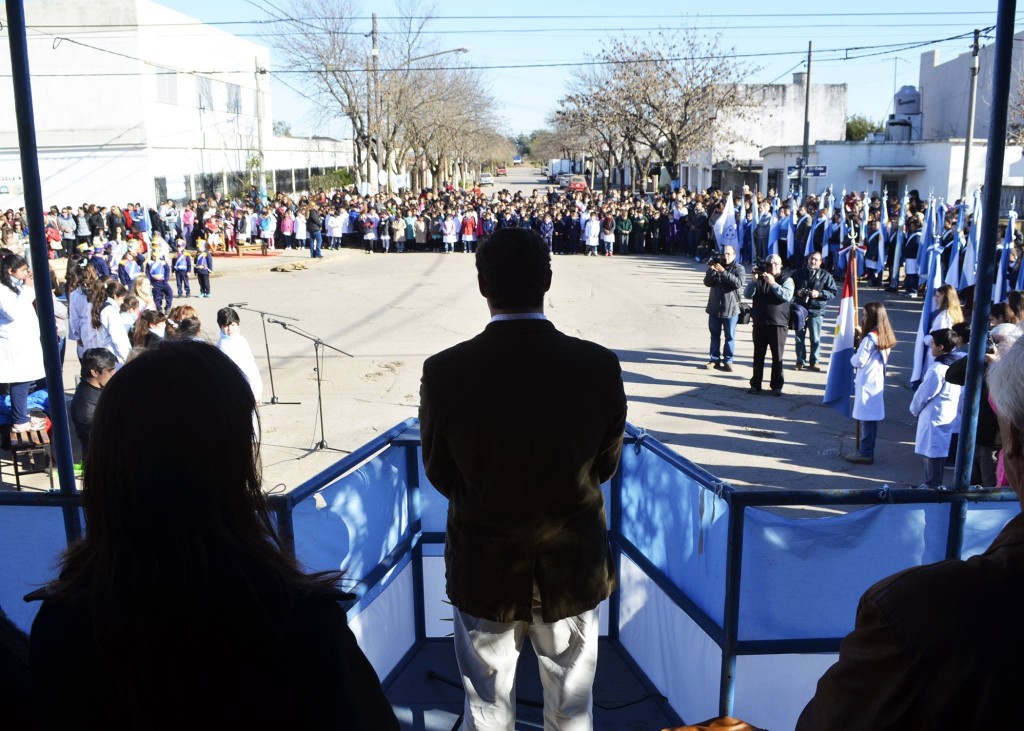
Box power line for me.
[14,11,1007,28]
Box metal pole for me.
[799,41,812,193]
[954,4,1016,493]
[719,504,746,716]
[4,0,81,538]
[372,13,380,194]
[365,58,372,191]
[254,58,267,205]
[961,30,981,200]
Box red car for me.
[567,175,588,192]
[496,166,508,176]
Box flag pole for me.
[851,229,860,451]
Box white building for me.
[760,139,1024,208]
[919,30,1024,141]
[681,74,847,193]
[0,0,352,210]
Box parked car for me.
[541,165,549,177]
[496,166,508,176]
[567,175,588,192]
[479,173,494,186]
[512,155,523,165]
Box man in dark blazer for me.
[419,227,626,730]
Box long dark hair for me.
[131,309,167,347]
[862,302,897,351]
[44,342,343,637]
[90,280,127,329]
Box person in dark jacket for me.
[30,341,398,730]
[792,252,838,371]
[703,245,746,372]
[306,206,323,258]
[419,227,626,729]
[744,254,795,395]
[69,348,117,456]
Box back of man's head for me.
[475,228,551,311]
[81,348,116,381]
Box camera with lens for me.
[707,255,725,268]
[752,260,770,276]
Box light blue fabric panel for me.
[961,501,1020,558]
[619,445,729,627]
[733,653,839,731]
[739,504,953,641]
[292,446,410,582]
[0,505,69,633]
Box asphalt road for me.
[6,200,929,505]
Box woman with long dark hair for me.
[80,279,131,364]
[0,253,46,432]
[28,341,398,729]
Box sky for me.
[148,1,1014,140]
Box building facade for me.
[0,0,351,210]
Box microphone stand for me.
[266,320,352,452]
[231,304,300,406]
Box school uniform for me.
[172,251,192,297]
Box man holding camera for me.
[703,245,746,372]
[744,254,794,396]
[792,252,838,372]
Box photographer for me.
[744,254,794,395]
[792,252,838,372]
[703,245,746,372]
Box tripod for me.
[230,303,300,406]
[268,320,351,451]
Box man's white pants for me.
[453,603,600,731]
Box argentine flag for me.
[911,242,946,384]
[823,262,857,416]
[713,191,739,251]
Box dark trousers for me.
[8,381,30,425]
[196,270,211,296]
[175,271,190,296]
[750,323,787,391]
[152,280,173,312]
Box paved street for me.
[7,191,928,504]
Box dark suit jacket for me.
[797,511,1024,730]
[419,317,626,623]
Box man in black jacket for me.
[744,254,795,396]
[420,227,626,730]
[703,245,746,372]
[792,252,838,372]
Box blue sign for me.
[805,165,828,177]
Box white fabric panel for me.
[422,555,450,638]
[618,553,720,723]
[348,562,416,682]
[291,446,409,578]
[961,501,1019,558]
[740,503,953,640]
[619,446,730,627]
[0,505,69,633]
[733,653,839,731]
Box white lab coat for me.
[584,218,601,246]
[0,278,45,384]
[218,331,264,403]
[921,309,955,376]
[851,332,888,421]
[909,355,962,458]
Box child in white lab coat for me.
[909,328,963,490]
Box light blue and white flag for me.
[912,242,945,384]
[890,187,909,289]
[823,261,857,416]
[996,204,1017,303]
[961,188,982,289]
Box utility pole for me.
[365,57,372,191]
[960,29,981,200]
[372,12,381,193]
[254,58,267,204]
[798,41,812,194]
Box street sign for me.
[787,165,827,179]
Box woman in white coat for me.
[0,254,47,432]
[910,328,963,490]
[846,302,897,465]
[921,284,964,376]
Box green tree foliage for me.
[846,114,884,141]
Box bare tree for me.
[556,27,752,190]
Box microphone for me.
[267,318,284,325]
[228,302,248,307]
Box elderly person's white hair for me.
[992,323,1020,357]
[989,333,1024,430]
